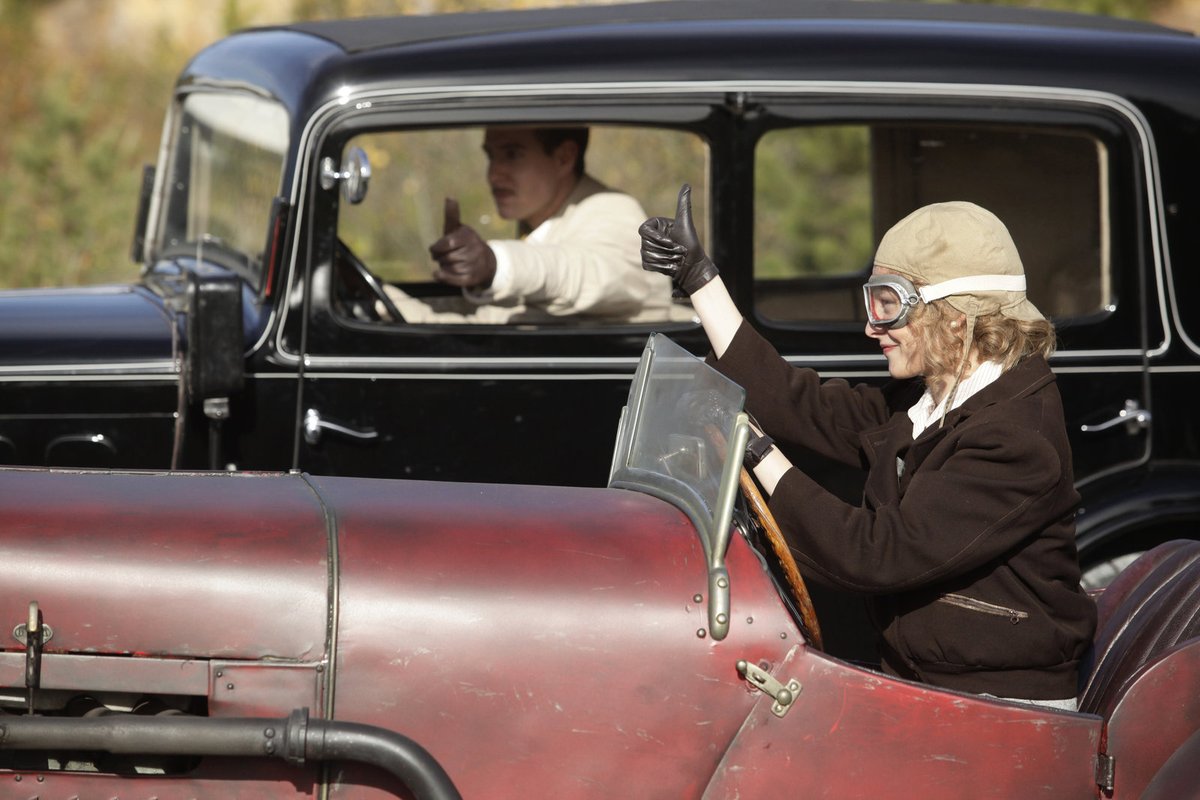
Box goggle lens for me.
[862,276,919,328]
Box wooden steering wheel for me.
[740,467,824,650]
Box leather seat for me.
[1077,539,1200,716]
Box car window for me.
[753,122,1110,325]
[335,124,707,325]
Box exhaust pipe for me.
[0,707,460,800]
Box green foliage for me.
[755,126,873,280]
[0,2,180,287]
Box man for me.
[382,126,682,324]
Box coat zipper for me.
[937,593,1029,624]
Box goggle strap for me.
[919,274,1026,303]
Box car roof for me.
[273,0,1186,53]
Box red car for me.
[0,334,1197,798]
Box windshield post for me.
[608,334,748,641]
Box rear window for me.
[753,122,1109,325]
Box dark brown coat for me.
[714,322,1096,700]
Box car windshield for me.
[609,334,749,637]
[151,90,288,291]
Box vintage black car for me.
[2,0,1199,592]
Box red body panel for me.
[0,469,329,660]
[312,475,798,798]
[2,468,1196,798]
[705,647,1102,799]
[1104,639,1200,798]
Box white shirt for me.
[908,360,1004,439]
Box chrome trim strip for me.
[0,363,178,379]
[1051,365,1146,374]
[1148,364,1200,374]
[272,79,1171,364]
[295,346,1150,373]
[284,363,1153,383]
[297,371,637,381]
[303,355,642,370]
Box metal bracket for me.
[1095,752,1115,792]
[737,660,802,718]
[13,622,52,646]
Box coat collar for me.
[859,356,1055,461]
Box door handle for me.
[303,408,379,446]
[1080,399,1150,435]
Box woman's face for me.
[864,267,927,380]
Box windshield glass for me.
[152,91,288,291]
[609,334,747,557]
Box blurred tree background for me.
[0,0,1192,288]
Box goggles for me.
[862,272,1029,329]
[863,274,921,329]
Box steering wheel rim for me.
[336,240,405,322]
[740,468,824,650]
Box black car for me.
[2,0,1199,589]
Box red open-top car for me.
[0,334,1197,798]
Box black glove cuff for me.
[679,256,720,296]
[744,431,776,469]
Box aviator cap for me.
[873,201,1044,322]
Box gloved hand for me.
[430,197,497,289]
[639,183,719,296]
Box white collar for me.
[908,360,1003,438]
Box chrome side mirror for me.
[320,146,371,204]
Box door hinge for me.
[1095,753,1115,792]
[737,660,802,718]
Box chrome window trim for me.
[271,78,1171,367]
[0,362,179,379]
[289,357,1152,380]
[293,345,1152,374]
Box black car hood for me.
[0,284,175,368]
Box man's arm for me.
[480,189,670,317]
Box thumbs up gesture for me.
[429,197,497,289]
[638,184,719,296]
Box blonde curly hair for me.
[906,294,1057,402]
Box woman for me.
[640,186,1096,709]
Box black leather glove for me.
[430,197,497,289]
[639,183,719,296]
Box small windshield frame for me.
[609,333,748,640]
[150,90,289,293]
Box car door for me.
[289,99,716,486]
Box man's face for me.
[483,128,577,230]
